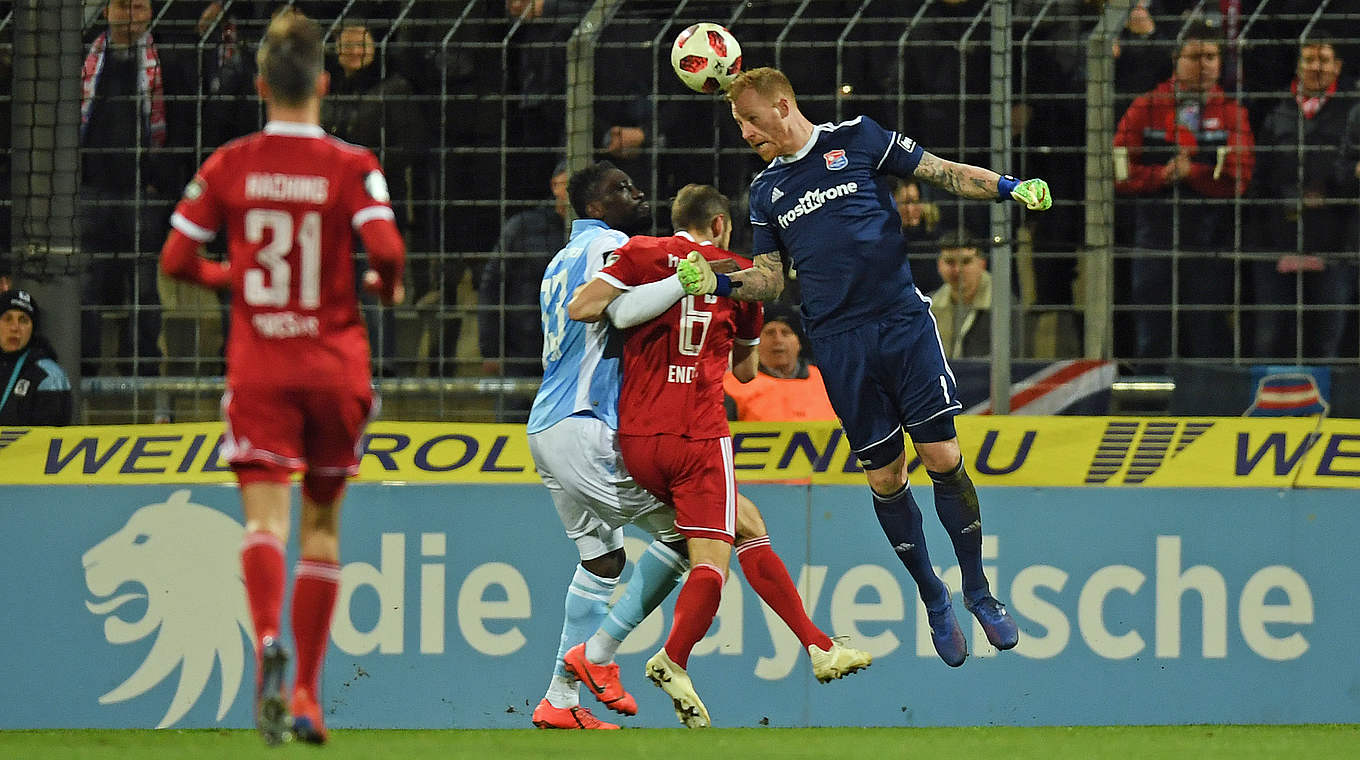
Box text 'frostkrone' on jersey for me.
[748,115,928,339]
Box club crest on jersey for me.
[771,187,784,203]
[823,149,848,171]
[364,170,390,203]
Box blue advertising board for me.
[0,483,1352,728]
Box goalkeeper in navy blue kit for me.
[679,67,1052,667]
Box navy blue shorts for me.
[813,307,961,470]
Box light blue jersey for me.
[526,218,630,435]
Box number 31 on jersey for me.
[244,208,322,309]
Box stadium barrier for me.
[1,418,1355,728]
[10,2,1360,424]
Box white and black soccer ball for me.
[670,22,743,94]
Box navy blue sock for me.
[872,484,946,606]
[927,460,989,600]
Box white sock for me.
[545,674,578,708]
[585,630,623,665]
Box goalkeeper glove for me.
[997,176,1052,211]
[677,251,733,296]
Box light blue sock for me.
[594,541,686,660]
[551,565,617,682]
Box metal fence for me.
[6,0,1360,423]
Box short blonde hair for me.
[726,66,797,104]
[257,10,324,106]
[671,184,729,232]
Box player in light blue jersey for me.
[526,161,695,729]
[680,67,1052,668]
[529,165,871,729]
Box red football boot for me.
[290,687,328,745]
[562,643,638,715]
[530,699,620,729]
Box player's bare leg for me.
[240,480,293,746]
[916,438,1019,650]
[733,493,871,681]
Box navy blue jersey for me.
[749,116,925,338]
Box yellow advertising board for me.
[1,417,1357,487]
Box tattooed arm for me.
[729,252,786,302]
[913,151,1002,200]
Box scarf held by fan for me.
[80,31,166,147]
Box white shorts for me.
[528,414,681,560]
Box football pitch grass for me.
[3,725,1357,759]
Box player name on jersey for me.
[252,311,320,339]
[244,173,330,204]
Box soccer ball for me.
[670,22,742,94]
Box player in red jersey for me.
[158,10,404,747]
[569,184,869,727]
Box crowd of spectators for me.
[5,1,1356,422]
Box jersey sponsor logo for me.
[897,135,917,153]
[775,182,860,228]
[82,489,252,727]
[244,173,330,204]
[771,187,784,202]
[823,149,848,170]
[182,178,204,201]
[364,170,390,203]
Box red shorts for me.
[222,385,374,481]
[618,433,735,542]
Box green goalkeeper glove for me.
[677,251,717,295]
[1004,176,1052,211]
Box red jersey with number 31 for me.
[169,122,395,390]
[597,234,762,440]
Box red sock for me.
[663,563,724,669]
[736,537,832,651]
[291,558,341,698]
[241,531,286,648]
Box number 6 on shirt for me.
[678,295,714,357]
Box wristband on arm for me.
[996,174,1020,203]
[714,273,733,297]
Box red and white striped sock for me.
[737,537,832,651]
[291,558,341,698]
[241,531,286,650]
[663,563,725,670]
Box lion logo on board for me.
[82,490,253,728]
